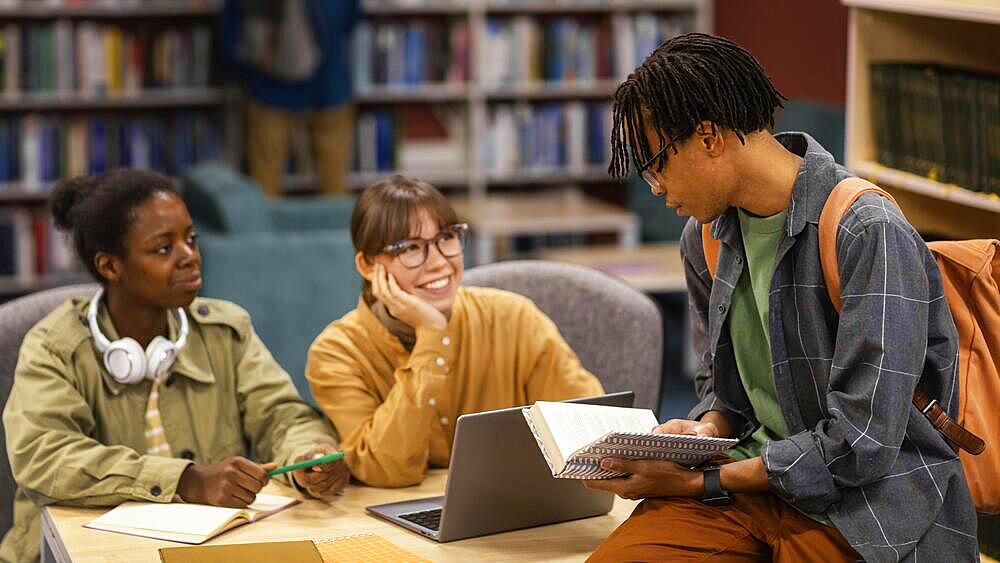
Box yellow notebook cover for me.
[159,534,428,563]
[313,534,430,563]
[160,540,321,563]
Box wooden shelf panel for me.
[486,167,618,185]
[0,89,229,111]
[0,0,222,17]
[484,0,701,14]
[845,4,1000,206]
[283,172,472,192]
[0,188,51,206]
[356,84,470,104]
[362,1,468,15]
[842,0,1000,24]
[852,161,1000,213]
[484,80,619,100]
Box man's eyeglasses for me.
[384,223,469,269]
[637,141,676,193]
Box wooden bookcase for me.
[0,0,232,300]
[843,0,1000,239]
[340,0,713,196]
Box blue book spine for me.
[403,26,425,86]
[375,110,394,171]
[0,121,12,182]
[0,217,15,275]
[89,119,107,175]
[586,104,602,164]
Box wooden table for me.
[451,190,640,264]
[539,242,686,294]
[40,470,639,562]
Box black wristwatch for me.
[700,465,732,506]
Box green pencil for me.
[267,451,345,477]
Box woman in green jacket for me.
[0,169,347,563]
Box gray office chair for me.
[463,260,663,411]
[0,283,98,539]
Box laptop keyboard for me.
[398,508,442,531]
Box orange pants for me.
[588,494,860,562]
[244,99,354,197]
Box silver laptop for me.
[366,391,635,542]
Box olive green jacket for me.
[0,296,337,563]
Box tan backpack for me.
[702,177,999,513]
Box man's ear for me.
[695,121,725,157]
[94,252,121,284]
[355,251,374,281]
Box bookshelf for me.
[329,0,712,201]
[0,0,222,18]
[333,0,712,263]
[843,0,1000,239]
[0,0,232,300]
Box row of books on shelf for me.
[870,63,1000,195]
[351,101,611,176]
[352,19,469,91]
[481,102,611,173]
[0,112,221,186]
[0,0,215,7]
[0,22,212,97]
[481,13,692,86]
[0,210,77,284]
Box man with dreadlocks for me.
[582,33,977,562]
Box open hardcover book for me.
[523,401,738,479]
[84,493,299,544]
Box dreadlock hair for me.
[608,32,786,179]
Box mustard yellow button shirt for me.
[306,286,604,487]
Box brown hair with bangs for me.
[351,175,458,305]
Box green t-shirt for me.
[727,208,831,526]
[728,208,790,461]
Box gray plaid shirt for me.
[681,133,978,562]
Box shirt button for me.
[150,485,162,497]
[428,398,437,407]
[441,336,451,346]
[718,305,727,314]
[435,357,446,367]
[197,305,209,316]
[439,417,448,425]
[180,450,195,460]
[736,256,743,264]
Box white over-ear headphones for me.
[87,288,189,385]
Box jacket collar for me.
[710,132,839,244]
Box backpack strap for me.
[699,178,981,454]
[914,385,987,454]
[817,177,899,312]
[701,223,720,279]
[818,178,984,455]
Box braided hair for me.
[609,32,786,178]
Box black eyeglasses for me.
[384,223,469,269]
[637,141,676,193]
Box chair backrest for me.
[463,260,663,411]
[181,162,272,233]
[0,283,98,538]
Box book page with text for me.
[534,402,659,461]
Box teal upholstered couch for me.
[180,163,360,404]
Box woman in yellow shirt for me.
[306,175,604,487]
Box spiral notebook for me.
[523,401,738,479]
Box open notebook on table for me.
[85,493,298,544]
[523,400,738,479]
